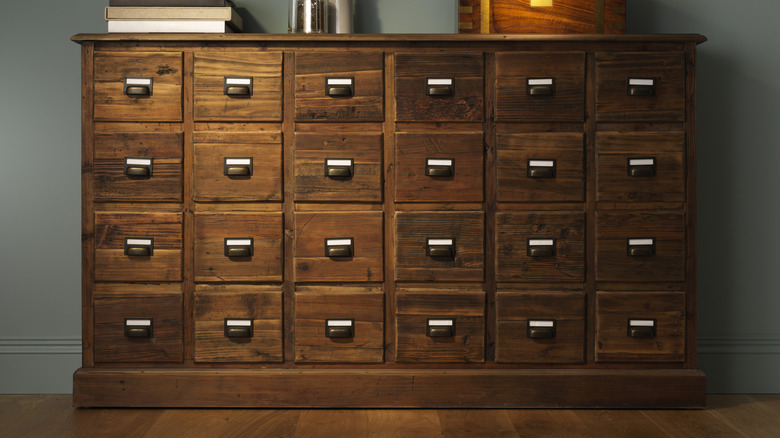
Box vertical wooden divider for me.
[81,42,95,368]
[483,51,497,363]
[684,41,698,369]
[182,50,195,364]
[383,52,397,363]
[584,50,598,365]
[283,52,296,364]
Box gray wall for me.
[1,0,778,393]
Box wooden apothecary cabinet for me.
[73,33,706,408]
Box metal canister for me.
[289,0,328,33]
[328,0,353,34]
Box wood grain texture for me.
[193,285,283,363]
[395,132,484,202]
[193,212,283,282]
[294,132,383,202]
[595,291,685,362]
[94,52,182,122]
[395,53,484,122]
[496,211,585,282]
[495,51,585,121]
[294,287,384,363]
[495,291,585,363]
[294,51,384,121]
[192,131,282,202]
[596,51,686,122]
[94,131,183,202]
[496,131,585,202]
[193,51,282,121]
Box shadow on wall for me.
[353,0,380,33]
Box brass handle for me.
[125,86,150,96]
[224,157,253,177]
[325,238,354,258]
[426,159,454,177]
[427,239,455,258]
[427,86,452,96]
[224,319,254,338]
[225,166,251,176]
[224,238,254,258]
[124,238,153,257]
[628,319,657,338]
[527,159,556,178]
[527,239,556,258]
[426,78,454,96]
[327,86,353,97]
[326,77,354,97]
[627,238,655,257]
[326,320,354,338]
[124,157,153,177]
[628,158,656,177]
[627,78,655,96]
[224,77,253,96]
[124,319,152,338]
[527,320,556,339]
[527,78,555,96]
[225,86,251,96]
[325,159,354,178]
[125,167,150,177]
[426,319,455,337]
[124,77,153,96]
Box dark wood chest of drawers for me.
[73,33,706,408]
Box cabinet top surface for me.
[71,33,707,44]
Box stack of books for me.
[106,0,243,33]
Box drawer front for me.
[597,131,685,204]
[395,132,484,202]
[294,212,383,282]
[496,212,585,282]
[294,51,384,121]
[395,212,484,282]
[94,52,182,122]
[395,289,485,363]
[193,51,282,121]
[496,131,584,202]
[596,212,685,282]
[192,131,282,202]
[294,132,383,202]
[596,52,685,122]
[294,288,384,363]
[194,212,283,282]
[194,285,283,363]
[596,291,685,362]
[93,284,182,363]
[94,131,183,202]
[495,52,585,122]
[495,291,585,364]
[395,53,484,122]
[94,212,182,282]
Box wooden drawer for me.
[192,131,282,202]
[495,291,585,364]
[395,53,484,122]
[94,212,182,282]
[597,131,685,204]
[193,285,283,363]
[496,212,585,282]
[193,51,282,121]
[294,287,384,363]
[93,284,182,363]
[294,132,383,202]
[294,212,383,282]
[395,288,485,363]
[596,212,685,282]
[395,212,484,282]
[94,52,182,122]
[294,52,384,121]
[395,132,483,202]
[596,291,685,362]
[193,212,283,282]
[496,131,584,202]
[596,52,685,122]
[495,52,585,122]
[93,131,183,202]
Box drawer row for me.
[95,50,685,123]
[94,287,685,364]
[94,130,684,204]
[95,211,685,283]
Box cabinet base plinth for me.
[73,368,706,408]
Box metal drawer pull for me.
[326,319,354,338]
[427,238,455,258]
[325,238,354,258]
[426,78,453,96]
[224,319,253,338]
[224,157,253,177]
[426,158,454,177]
[224,77,253,96]
[325,159,354,178]
[527,239,556,257]
[527,320,557,339]
[527,78,555,96]
[527,159,556,178]
[124,77,152,96]
[627,238,655,257]
[427,319,455,337]
[628,158,656,177]
[326,77,354,97]
[627,78,655,96]
[224,238,254,257]
[628,319,657,338]
[124,157,153,177]
[124,237,153,257]
[124,318,152,337]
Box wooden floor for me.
[1,395,779,437]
